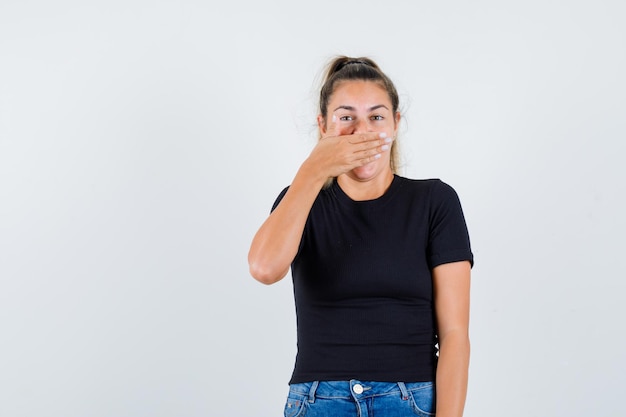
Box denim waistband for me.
[289,380,434,402]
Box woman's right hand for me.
[304,115,393,179]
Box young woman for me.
[249,56,473,417]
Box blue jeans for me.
[284,380,435,417]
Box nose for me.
[353,118,371,133]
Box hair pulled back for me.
[319,56,401,174]
[319,56,400,119]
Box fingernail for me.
[374,153,381,159]
[332,114,337,122]
[379,132,387,138]
[381,145,390,151]
[384,137,393,143]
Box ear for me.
[317,114,327,135]
[394,111,401,135]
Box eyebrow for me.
[333,104,390,112]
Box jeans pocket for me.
[408,383,435,416]
[284,392,307,417]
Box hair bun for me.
[334,58,373,72]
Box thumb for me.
[324,113,341,138]
[332,114,341,137]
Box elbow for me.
[247,244,290,285]
[439,330,471,359]
[248,261,287,285]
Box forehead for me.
[329,80,390,105]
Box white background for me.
[1,1,624,416]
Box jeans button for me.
[353,384,364,394]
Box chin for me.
[351,163,379,181]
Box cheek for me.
[377,120,396,135]
[390,119,399,133]
[336,121,357,135]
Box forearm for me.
[248,160,328,284]
[435,331,470,417]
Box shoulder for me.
[394,177,466,218]
[395,176,458,199]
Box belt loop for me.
[308,381,319,403]
[398,382,409,400]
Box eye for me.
[370,115,384,121]
[339,115,354,121]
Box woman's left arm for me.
[433,260,472,417]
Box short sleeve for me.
[271,186,290,213]
[427,180,474,269]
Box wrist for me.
[299,157,332,188]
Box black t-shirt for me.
[272,175,473,384]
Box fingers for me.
[348,131,389,144]
[378,133,394,149]
[362,137,393,161]
[343,134,393,168]
[354,133,393,153]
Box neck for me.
[337,170,394,201]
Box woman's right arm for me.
[247,160,328,285]
[248,129,391,285]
